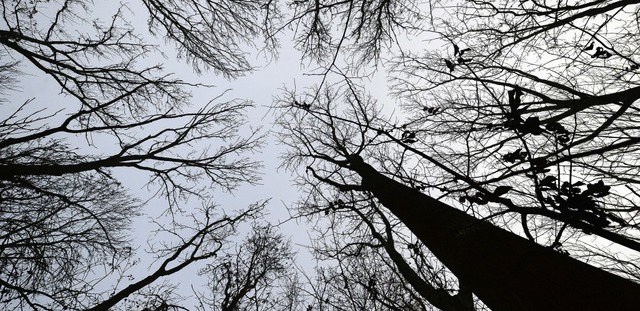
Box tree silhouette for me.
[197,224,298,311]
[295,188,478,310]
[0,1,283,310]
[278,0,640,285]
[275,75,640,308]
[275,83,484,310]
[386,0,640,258]
[5,0,640,309]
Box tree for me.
[86,203,269,311]
[6,0,640,309]
[196,224,298,311]
[280,0,640,260]
[0,1,286,310]
[386,0,640,255]
[276,75,640,309]
[276,83,484,310]
[277,0,640,294]
[297,189,478,310]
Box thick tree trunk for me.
[347,155,640,311]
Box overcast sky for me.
[0,0,388,305]
[0,1,424,308]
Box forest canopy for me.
[1,0,640,310]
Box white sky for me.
[5,0,640,309]
[0,0,397,307]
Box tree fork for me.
[346,154,640,310]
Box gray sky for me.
[0,0,389,306]
[0,0,431,309]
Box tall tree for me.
[296,188,478,310]
[276,76,640,309]
[382,0,640,268]
[5,0,640,309]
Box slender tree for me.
[197,224,298,311]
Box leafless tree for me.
[387,0,640,264]
[301,189,479,311]
[196,224,299,311]
[274,82,485,310]
[0,0,282,310]
[7,0,640,309]
[87,202,269,311]
[274,67,640,308]
[141,0,281,77]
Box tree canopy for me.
[275,0,640,309]
[2,0,640,310]
[1,1,285,310]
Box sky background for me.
[0,1,449,308]
[0,0,396,304]
[5,1,640,309]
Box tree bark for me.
[347,154,640,311]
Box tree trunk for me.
[347,155,640,311]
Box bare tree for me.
[274,82,479,310]
[196,223,298,311]
[141,0,281,78]
[7,0,640,309]
[387,0,640,262]
[0,0,283,310]
[87,202,269,311]
[299,189,478,311]
[270,0,640,307]
[274,73,640,309]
